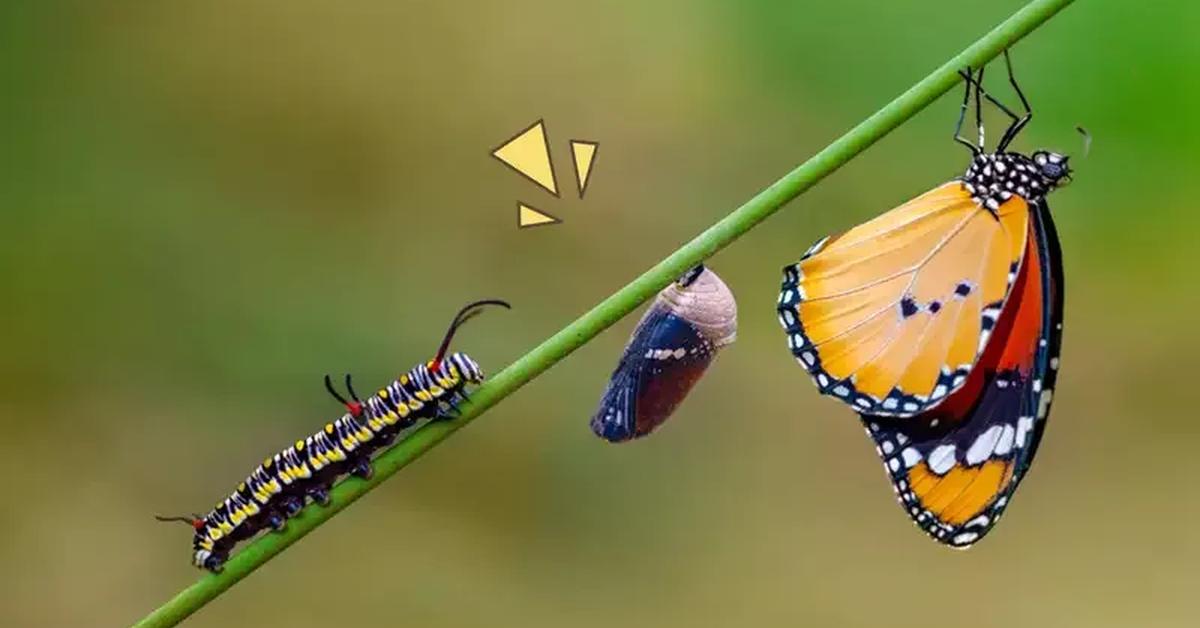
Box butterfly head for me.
[1031,150,1071,188]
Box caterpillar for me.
[590,264,737,442]
[157,299,510,572]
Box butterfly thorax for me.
[961,150,1070,211]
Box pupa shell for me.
[590,265,737,442]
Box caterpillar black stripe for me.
[156,299,510,572]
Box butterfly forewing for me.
[779,182,1029,417]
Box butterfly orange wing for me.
[778,182,1028,417]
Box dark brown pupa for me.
[591,265,737,442]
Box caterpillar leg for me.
[266,510,287,532]
[307,484,331,506]
[374,431,396,448]
[204,553,227,573]
[280,495,304,518]
[349,458,374,480]
[438,392,469,420]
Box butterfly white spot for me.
[888,458,900,472]
[952,531,980,545]
[901,447,921,468]
[995,424,1015,456]
[833,385,850,397]
[896,434,908,445]
[1015,416,1034,447]
[903,402,919,412]
[931,385,948,400]
[801,351,816,366]
[881,440,895,455]
[1037,390,1054,419]
[966,425,1003,465]
[1033,379,1042,392]
[673,348,686,359]
[1050,357,1060,370]
[928,445,956,475]
[817,373,830,387]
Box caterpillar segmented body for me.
[158,300,508,572]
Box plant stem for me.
[131,0,1075,625]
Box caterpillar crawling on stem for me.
[156,299,510,572]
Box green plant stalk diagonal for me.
[132,0,1075,625]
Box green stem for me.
[132,1,1075,625]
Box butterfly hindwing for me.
[591,305,716,442]
[863,201,1063,547]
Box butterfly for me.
[777,52,1069,547]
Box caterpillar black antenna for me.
[324,374,350,407]
[432,299,511,369]
[155,514,202,527]
[345,373,361,403]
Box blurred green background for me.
[2,1,1197,626]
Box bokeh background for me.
[3,1,1197,626]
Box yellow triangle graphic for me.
[492,120,558,196]
[517,202,560,228]
[570,140,598,197]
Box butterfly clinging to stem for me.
[777,51,1071,547]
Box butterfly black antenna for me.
[324,374,350,406]
[432,299,512,369]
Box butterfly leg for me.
[997,49,1032,151]
[954,67,978,154]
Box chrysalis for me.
[591,265,737,442]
